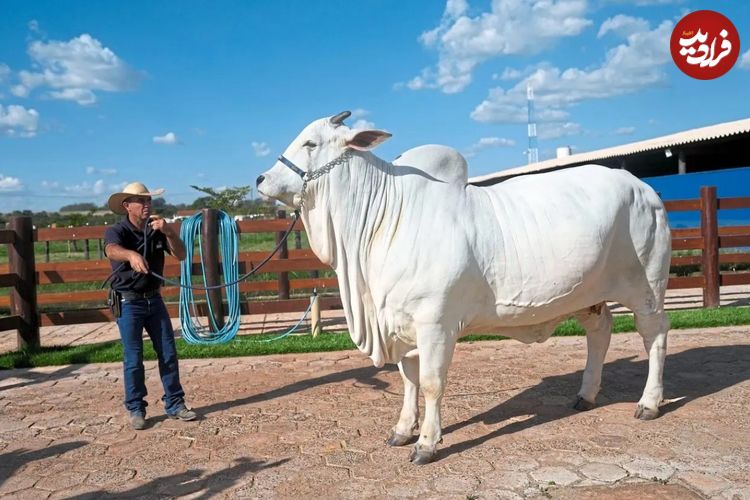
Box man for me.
[105,182,197,429]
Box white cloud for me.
[495,68,523,81]
[0,174,24,192]
[615,126,635,135]
[352,119,375,129]
[604,0,685,4]
[465,136,516,157]
[538,122,582,140]
[153,132,179,145]
[85,166,117,175]
[740,49,750,69]
[349,109,376,129]
[251,141,271,157]
[598,14,650,38]
[402,0,592,93]
[0,104,40,137]
[41,180,59,189]
[63,179,106,195]
[350,108,369,119]
[12,34,142,105]
[49,88,97,105]
[471,18,672,124]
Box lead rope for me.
[177,211,241,344]
[174,210,314,345]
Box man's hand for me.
[148,215,187,261]
[148,215,174,236]
[128,252,150,274]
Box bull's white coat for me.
[257,114,671,463]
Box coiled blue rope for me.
[179,211,241,344]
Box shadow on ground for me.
[438,344,750,461]
[145,364,398,426]
[0,441,88,487]
[66,456,288,499]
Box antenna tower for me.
[527,83,538,164]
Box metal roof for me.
[469,117,750,185]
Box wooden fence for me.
[664,186,750,306]
[1,186,749,349]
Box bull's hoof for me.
[634,403,659,420]
[573,396,596,411]
[386,432,413,447]
[409,445,436,465]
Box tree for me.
[189,185,253,215]
[60,202,98,212]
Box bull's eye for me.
[303,140,317,149]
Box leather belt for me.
[120,289,160,300]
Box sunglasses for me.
[124,196,152,205]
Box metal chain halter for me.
[297,149,353,210]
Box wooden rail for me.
[1,186,749,350]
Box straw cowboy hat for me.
[107,182,165,215]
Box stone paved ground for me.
[0,327,748,498]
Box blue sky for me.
[1,0,749,214]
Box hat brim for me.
[107,188,165,215]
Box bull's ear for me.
[345,129,392,151]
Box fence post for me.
[9,216,39,349]
[44,241,50,263]
[700,186,720,308]
[98,239,104,259]
[202,208,225,330]
[83,239,90,260]
[276,210,290,300]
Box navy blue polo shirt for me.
[104,217,170,293]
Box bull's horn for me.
[330,111,351,125]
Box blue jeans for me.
[116,295,186,415]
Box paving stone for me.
[530,466,580,487]
[473,490,524,500]
[432,475,480,493]
[478,470,530,490]
[84,468,137,487]
[324,449,368,468]
[579,462,628,482]
[0,415,30,433]
[35,471,88,491]
[337,482,387,499]
[719,487,750,499]
[0,474,40,494]
[549,483,703,499]
[445,457,493,475]
[676,471,733,497]
[3,488,52,499]
[623,457,675,481]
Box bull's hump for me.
[393,145,468,185]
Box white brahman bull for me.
[256,111,671,464]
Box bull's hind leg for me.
[387,356,419,446]
[633,310,669,420]
[573,303,613,411]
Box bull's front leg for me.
[387,355,419,447]
[410,325,456,465]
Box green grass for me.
[1,306,749,369]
